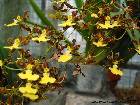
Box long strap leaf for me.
[28,0,54,27]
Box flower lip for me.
[109,64,123,76]
[18,70,39,81]
[39,72,56,84]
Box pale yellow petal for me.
[58,53,72,62]
[19,83,38,94]
[39,73,56,84]
[18,70,39,81]
[28,74,39,81]
[18,73,28,79]
[23,93,38,101]
[109,65,123,76]
[5,20,18,27]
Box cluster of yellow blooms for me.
[4,30,50,51]
[91,15,120,47]
[3,4,139,100]
[2,20,72,99]
[18,64,56,100]
[4,16,72,63]
[3,38,72,63]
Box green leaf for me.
[74,0,83,11]
[5,64,20,84]
[127,29,140,46]
[94,48,109,64]
[0,45,8,60]
[133,30,140,40]
[28,0,54,27]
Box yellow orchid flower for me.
[58,52,72,62]
[19,83,38,101]
[91,13,98,18]
[18,70,39,81]
[109,64,123,76]
[39,73,56,84]
[98,16,120,29]
[58,15,76,27]
[19,83,38,94]
[32,29,50,42]
[0,60,3,67]
[4,38,21,50]
[58,46,73,62]
[26,64,33,70]
[93,38,107,47]
[23,93,38,101]
[5,16,22,27]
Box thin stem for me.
[4,65,23,71]
[25,20,46,28]
[93,49,105,57]
[114,30,126,40]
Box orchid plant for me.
[0,0,140,104]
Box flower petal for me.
[23,93,38,101]
[39,73,56,84]
[19,83,38,94]
[58,53,72,62]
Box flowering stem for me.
[25,20,46,28]
[114,30,126,40]
[4,65,23,71]
[93,50,105,57]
